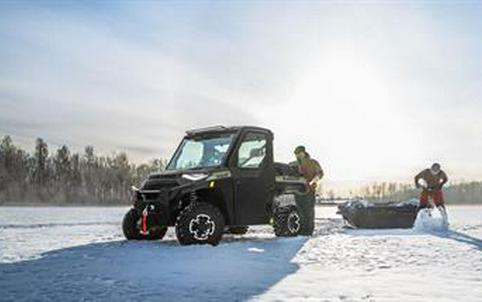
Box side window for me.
[237,132,267,169]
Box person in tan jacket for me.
[293,145,324,235]
[294,145,324,192]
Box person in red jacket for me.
[415,163,448,210]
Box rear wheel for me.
[175,202,225,246]
[122,208,167,240]
[273,206,302,237]
[226,226,249,235]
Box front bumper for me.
[133,188,171,225]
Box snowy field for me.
[1,206,481,301]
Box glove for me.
[309,176,320,187]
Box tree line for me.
[0,136,167,205]
[1,135,481,205]
[356,181,482,204]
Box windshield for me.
[166,133,235,171]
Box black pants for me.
[295,192,315,236]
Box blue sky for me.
[1,1,481,192]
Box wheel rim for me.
[189,214,216,241]
[287,211,301,233]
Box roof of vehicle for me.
[185,125,272,136]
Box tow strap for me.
[141,207,148,235]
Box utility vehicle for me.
[122,126,312,245]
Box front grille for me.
[140,189,169,202]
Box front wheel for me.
[122,208,167,240]
[175,202,225,246]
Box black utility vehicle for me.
[122,126,312,245]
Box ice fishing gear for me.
[337,199,418,229]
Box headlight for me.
[181,173,209,181]
[130,186,140,204]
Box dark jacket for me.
[415,169,448,190]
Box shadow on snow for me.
[0,236,308,301]
[439,230,482,252]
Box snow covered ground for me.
[1,206,481,301]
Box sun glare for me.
[267,51,420,183]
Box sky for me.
[1,1,481,194]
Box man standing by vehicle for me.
[415,163,448,212]
[294,145,324,235]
